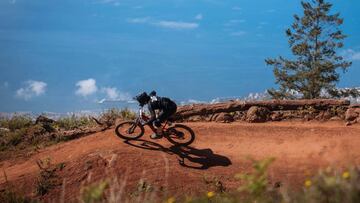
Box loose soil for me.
[1,121,360,202]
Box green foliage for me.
[0,123,54,152]
[265,0,358,99]
[184,159,360,203]
[35,158,61,196]
[99,108,136,123]
[183,193,238,203]
[0,109,135,153]
[0,189,35,203]
[0,114,33,131]
[56,115,96,130]
[4,157,359,203]
[301,167,360,203]
[235,157,276,201]
[81,181,109,203]
[0,128,27,151]
[120,108,137,120]
[0,115,37,151]
[6,129,26,146]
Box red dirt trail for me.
[1,121,360,201]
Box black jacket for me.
[147,96,177,123]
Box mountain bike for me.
[115,107,195,146]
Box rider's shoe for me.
[150,133,163,139]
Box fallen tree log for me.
[174,99,350,120]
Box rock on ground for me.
[246,106,270,123]
[345,105,360,125]
[214,112,234,123]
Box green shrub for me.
[56,115,96,130]
[0,188,34,203]
[182,192,238,203]
[81,181,109,203]
[99,108,136,122]
[7,129,26,146]
[236,157,275,194]
[0,171,35,203]
[94,108,136,127]
[35,158,62,196]
[0,114,33,131]
[185,160,360,203]
[235,157,277,202]
[119,108,136,120]
[0,128,28,151]
[301,167,360,203]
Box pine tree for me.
[265,0,357,99]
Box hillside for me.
[1,121,360,202]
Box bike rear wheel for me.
[115,121,144,140]
[165,124,195,146]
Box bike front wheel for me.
[115,121,145,140]
[165,124,195,146]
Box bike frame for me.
[136,107,170,131]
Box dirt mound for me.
[174,99,358,123]
[1,121,360,201]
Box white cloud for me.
[127,17,199,30]
[195,14,203,20]
[342,49,360,61]
[102,87,119,100]
[232,6,242,11]
[154,21,199,30]
[9,0,16,4]
[127,17,150,24]
[180,99,207,105]
[16,80,47,100]
[75,78,98,97]
[98,98,106,104]
[98,87,132,103]
[230,31,247,36]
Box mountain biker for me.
[134,91,177,139]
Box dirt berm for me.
[174,99,360,124]
[1,121,360,202]
[1,99,360,202]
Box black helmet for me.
[149,90,157,97]
[134,92,150,106]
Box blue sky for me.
[0,0,359,113]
